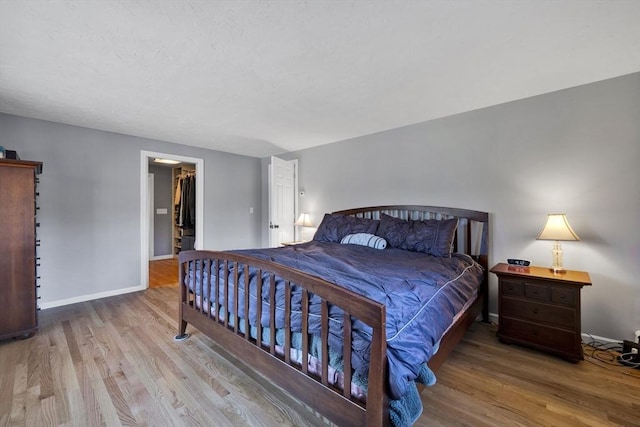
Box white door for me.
[269,156,297,247]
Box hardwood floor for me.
[1,287,638,426]
[149,258,179,288]
[419,324,640,427]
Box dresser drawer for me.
[501,279,524,297]
[551,287,577,307]
[501,297,577,330]
[500,318,581,356]
[524,283,549,301]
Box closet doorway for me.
[140,151,204,289]
[148,159,195,287]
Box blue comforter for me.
[189,241,483,400]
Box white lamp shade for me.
[537,214,580,241]
[294,213,314,227]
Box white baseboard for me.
[488,312,498,324]
[151,254,174,261]
[39,284,146,310]
[581,332,621,345]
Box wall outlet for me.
[623,340,640,354]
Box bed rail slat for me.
[366,305,388,426]
[269,274,276,355]
[223,260,230,328]
[196,260,203,314]
[321,299,329,386]
[244,264,250,341]
[256,269,263,346]
[214,259,220,322]
[233,262,239,334]
[204,260,211,318]
[284,281,291,364]
[191,259,197,310]
[465,219,472,255]
[301,289,309,375]
[343,311,352,399]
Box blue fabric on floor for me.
[390,364,436,426]
[417,364,437,386]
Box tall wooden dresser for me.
[0,159,43,340]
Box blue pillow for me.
[313,214,380,243]
[340,233,387,250]
[376,214,458,257]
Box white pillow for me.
[340,233,387,250]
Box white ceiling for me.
[1,0,638,158]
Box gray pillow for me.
[313,214,380,242]
[376,214,458,257]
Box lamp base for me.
[550,242,565,274]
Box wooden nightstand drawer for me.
[551,287,577,307]
[499,318,580,356]
[501,297,576,330]
[524,283,549,301]
[501,279,524,297]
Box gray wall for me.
[149,164,172,257]
[0,113,262,305]
[265,73,640,342]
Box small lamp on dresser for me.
[536,213,580,273]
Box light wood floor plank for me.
[0,337,18,416]
[2,288,638,427]
[128,326,228,427]
[24,385,43,427]
[9,353,28,426]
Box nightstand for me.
[281,240,307,246]
[490,263,592,362]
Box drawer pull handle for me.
[532,308,539,315]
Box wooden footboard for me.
[177,250,390,426]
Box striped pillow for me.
[340,233,387,250]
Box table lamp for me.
[536,213,580,273]
[294,213,314,241]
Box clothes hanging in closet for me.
[175,173,195,231]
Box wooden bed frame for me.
[176,205,489,426]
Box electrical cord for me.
[582,333,623,351]
[582,333,640,370]
[617,353,640,368]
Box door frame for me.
[140,150,204,288]
[148,173,154,259]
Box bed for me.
[176,205,489,426]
